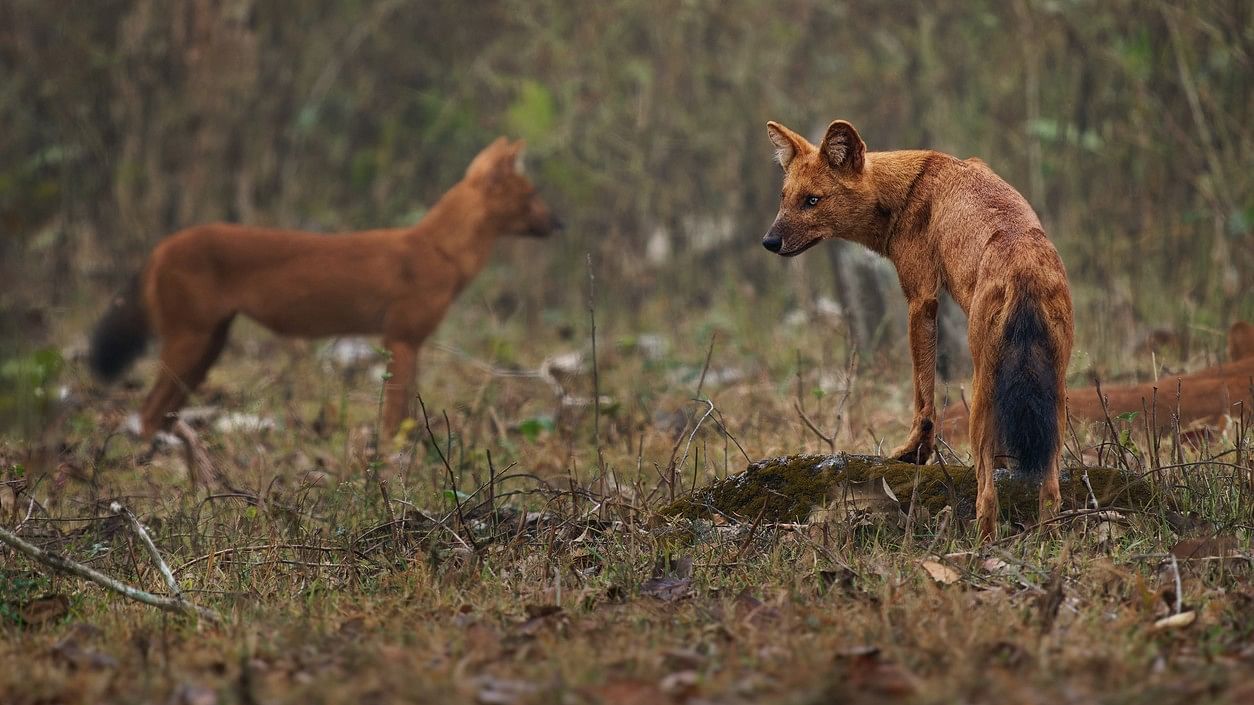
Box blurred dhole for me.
[89,138,560,439]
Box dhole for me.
[1230,320,1254,363]
[763,119,1074,539]
[90,138,559,439]
[939,320,1254,439]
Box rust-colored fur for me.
[939,321,1254,438]
[89,138,558,438]
[763,119,1074,539]
[1229,320,1254,363]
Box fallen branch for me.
[0,522,222,625]
[111,502,182,599]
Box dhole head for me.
[762,119,879,256]
[1229,320,1254,361]
[467,137,563,238]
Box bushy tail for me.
[88,274,150,382]
[992,297,1060,480]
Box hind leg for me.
[140,320,232,436]
[969,375,999,541]
[1037,399,1066,525]
[966,305,1000,541]
[1037,451,1062,526]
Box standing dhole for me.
[90,138,559,439]
[762,119,1074,539]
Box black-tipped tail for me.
[88,275,149,382]
[992,299,1060,480]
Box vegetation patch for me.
[665,453,1154,523]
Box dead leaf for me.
[168,683,219,705]
[830,646,919,699]
[661,647,705,671]
[516,605,564,636]
[337,616,366,637]
[20,594,69,626]
[980,558,1009,574]
[652,554,693,580]
[1152,611,1196,631]
[918,560,961,585]
[640,576,692,602]
[658,670,699,697]
[818,567,858,594]
[589,679,665,705]
[642,555,694,602]
[53,639,118,671]
[1094,518,1126,546]
[51,623,116,671]
[1170,535,1239,561]
[733,588,780,625]
[471,675,539,705]
[523,604,563,620]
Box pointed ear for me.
[766,121,807,170]
[821,120,865,173]
[467,137,509,178]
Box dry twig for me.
[0,521,222,624]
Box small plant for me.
[0,346,62,436]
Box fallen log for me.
[665,453,1154,523]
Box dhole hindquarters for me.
[762,119,1074,539]
[90,138,559,438]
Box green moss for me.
[664,453,1155,523]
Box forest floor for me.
[2,296,1252,705]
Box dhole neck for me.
[405,183,501,286]
[865,150,937,255]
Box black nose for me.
[762,234,782,253]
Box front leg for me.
[379,299,450,441]
[890,296,939,464]
[381,338,418,439]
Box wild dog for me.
[762,119,1074,539]
[939,320,1254,439]
[90,138,559,439]
[1229,320,1254,363]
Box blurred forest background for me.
[1,0,1251,428]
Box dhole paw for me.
[891,442,934,465]
[890,419,934,465]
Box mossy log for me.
[665,453,1155,523]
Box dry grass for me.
[2,289,1252,705]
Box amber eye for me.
[805,195,821,207]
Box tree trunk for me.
[824,241,972,381]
